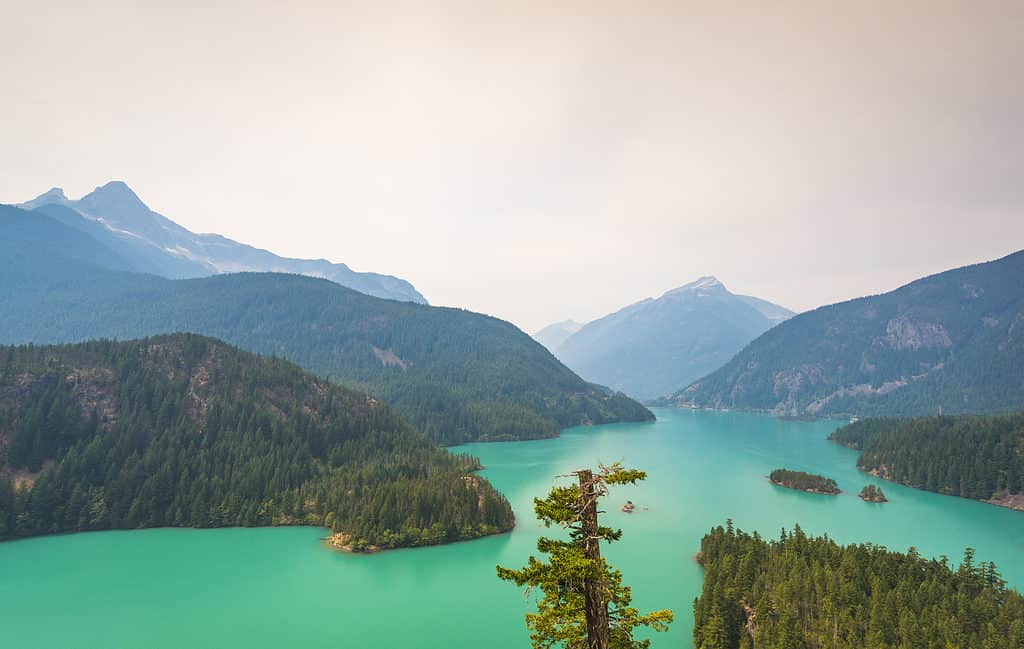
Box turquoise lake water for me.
[2,408,1022,648]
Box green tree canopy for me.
[497,464,672,649]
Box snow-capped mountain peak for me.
[662,275,726,298]
[14,180,428,304]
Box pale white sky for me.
[2,0,1022,331]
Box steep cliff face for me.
[669,250,1024,417]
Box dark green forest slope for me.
[667,250,1024,418]
[0,334,514,548]
[0,206,651,444]
[830,414,1024,506]
[695,522,1024,649]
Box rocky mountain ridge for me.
[16,181,426,304]
[667,250,1024,417]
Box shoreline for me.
[859,467,1024,513]
[324,532,382,554]
[657,403,855,423]
[323,523,516,555]
[830,431,1024,513]
[985,492,1024,512]
[0,521,516,553]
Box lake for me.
[2,408,1023,648]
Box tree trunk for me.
[578,469,609,649]
[740,597,757,646]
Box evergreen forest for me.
[694,522,1024,649]
[0,334,514,548]
[830,414,1024,503]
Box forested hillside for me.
[695,522,1024,649]
[0,335,514,548]
[0,206,652,444]
[830,414,1024,508]
[668,251,1024,418]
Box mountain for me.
[0,205,653,444]
[17,187,71,210]
[0,203,136,274]
[668,251,1024,417]
[551,277,794,400]
[533,320,584,352]
[735,294,796,325]
[16,181,427,304]
[0,334,514,548]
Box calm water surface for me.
[2,408,1023,648]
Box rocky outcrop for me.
[881,317,952,351]
[372,346,410,369]
[984,491,1024,512]
[665,250,1024,418]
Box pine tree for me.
[694,522,1024,649]
[496,464,673,649]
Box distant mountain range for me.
[15,181,426,304]
[0,204,652,444]
[538,277,794,400]
[665,251,1024,417]
[533,320,584,351]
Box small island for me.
[769,469,840,495]
[859,484,888,503]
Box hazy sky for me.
[3,0,1022,331]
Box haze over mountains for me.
[0,203,651,444]
[537,277,794,400]
[16,182,426,304]
[668,250,1024,418]
[532,320,583,352]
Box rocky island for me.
[769,469,840,495]
[859,484,888,502]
